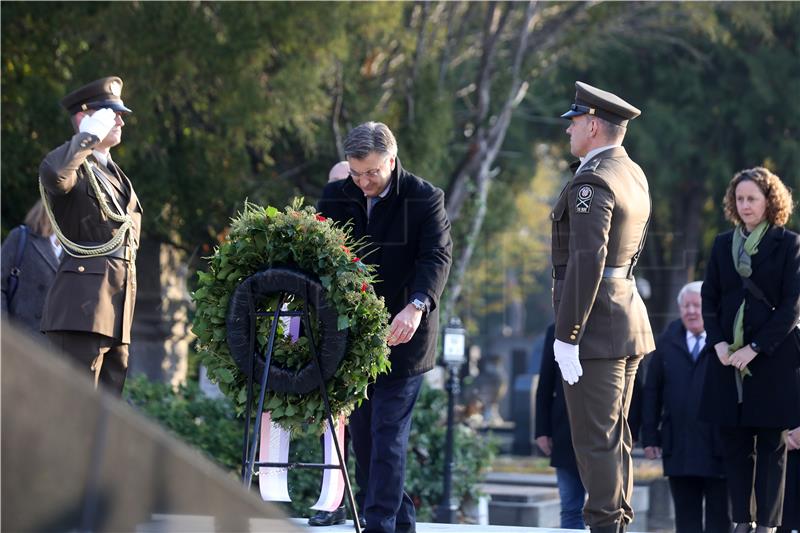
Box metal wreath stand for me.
[226,267,361,532]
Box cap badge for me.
[109,80,122,97]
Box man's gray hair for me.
[597,117,626,142]
[344,121,398,159]
[677,281,703,306]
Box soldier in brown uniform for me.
[39,76,142,396]
[551,81,655,533]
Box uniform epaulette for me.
[578,158,601,174]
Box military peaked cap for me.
[60,76,132,115]
[561,81,640,127]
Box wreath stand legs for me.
[239,289,362,533]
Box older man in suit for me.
[38,76,142,396]
[642,281,730,532]
[551,81,655,533]
[318,121,452,533]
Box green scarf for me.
[730,220,769,381]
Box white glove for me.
[79,108,116,140]
[554,339,582,385]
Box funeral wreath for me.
[192,199,391,433]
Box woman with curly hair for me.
[700,167,800,533]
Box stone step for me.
[289,518,584,532]
[135,515,582,532]
[484,471,558,487]
[136,514,655,532]
[479,482,559,503]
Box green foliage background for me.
[2,1,799,335]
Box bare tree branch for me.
[443,1,538,312]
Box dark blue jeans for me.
[557,466,587,529]
[350,374,424,533]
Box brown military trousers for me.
[562,355,642,530]
[47,331,129,396]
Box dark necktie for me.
[690,334,702,361]
[367,197,379,220]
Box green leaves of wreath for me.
[192,199,391,434]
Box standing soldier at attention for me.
[550,81,655,533]
[39,76,142,396]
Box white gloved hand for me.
[554,339,582,385]
[78,108,116,140]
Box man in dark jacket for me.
[318,122,452,533]
[642,281,730,533]
[535,323,586,530]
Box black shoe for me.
[734,523,755,533]
[308,506,346,526]
[358,515,366,529]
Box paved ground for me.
[139,514,642,532]
[289,520,584,532]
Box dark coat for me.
[642,319,725,478]
[699,226,800,428]
[318,158,452,378]
[1,227,60,334]
[535,324,579,471]
[550,147,655,358]
[782,449,800,528]
[39,132,142,343]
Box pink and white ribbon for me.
[310,414,347,512]
[257,315,346,512]
[258,411,291,502]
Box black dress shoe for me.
[308,506,346,526]
[734,523,755,533]
[755,527,776,533]
[358,515,366,529]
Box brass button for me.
[574,324,580,329]
[569,334,577,340]
[78,266,85,272]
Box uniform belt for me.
[75,242,134,261]
[552,265,633,280]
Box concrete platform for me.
[289,519,583,532]
[137,515,580,532]
[138,515,648,531]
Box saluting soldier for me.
[550,81,655,533]
[38,76,142,396]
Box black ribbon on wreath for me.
[225,267,348,394]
